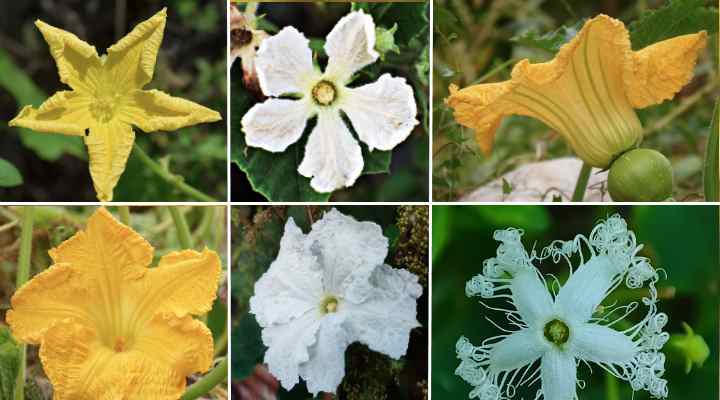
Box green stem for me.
[169,207,194,250]
[14,206,34,400]
[180,358,228,400]
[117,206,131,226]
[571,162,592,202]
[605,371,620,400]
[133,143,217,202]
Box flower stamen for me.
[320,295,339,314]
[312,81,336,106]
[544,319,570,346]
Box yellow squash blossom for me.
[7,208,222,400]
[447,15,707,168]
[9,8,222,201]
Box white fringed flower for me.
[241,10,419,193]
[456,215,668,400]
[250,209,423,395]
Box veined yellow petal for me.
[121,89,223,133]
[50,207,152,282]
[133,313,214,376]
[9,91,92,136]
[106,8,167,91]
[7,264,92,344]
[127,248,221,328]
[40,320,187,400]
[83,121,136,202]
[624,32,708,109]
[34,20,101,94]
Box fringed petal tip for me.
[445,82,513,154]
[625,30,708,109]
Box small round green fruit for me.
[608,148,673,202]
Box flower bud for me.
[669,322,709,373]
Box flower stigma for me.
[113,336,128,353]
[320,295,339,314]
[89,95,119,123]
[232,28,253,47]
[544,318,570,346]
[312,80,337,106]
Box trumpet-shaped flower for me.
[447,15,707,168]
[9,9,222,201]
[241,11,419,193]
[7,208,222,399]
[250,209,422,394]
[456,215,668,399]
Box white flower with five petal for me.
[250,209,423,395]
[456,215,669,400]
[241,11,419,193]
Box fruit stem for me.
[180,357,228,400]
[571,162,592,202]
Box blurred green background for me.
[0,0,226,201]
[231,205,428,399]
[432,205,719,399]
[231,2,429,202]
[433,0,719,201]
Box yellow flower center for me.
[312,81,336,106]
[320,296,339,314]
[89,95,119,123]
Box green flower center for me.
[544,319,570,346]
[312,80,336,106]
[320,296,339,314]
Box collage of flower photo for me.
[0,0,718,400]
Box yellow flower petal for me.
[624,32,708,109]
[447,14,704,168]
[40,320,187,400]
[8,91,92,136]
[49,207,152,281]
[133,312,214,376]
[83,121,136,202]
[34,20,101,93]
[7,264,91,344]
[106,8,167,91]
[121,89,222,132]
[128,248,222,321]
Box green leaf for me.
[0,159,23,187]
[704,98,719,201]
[510,20,584,53]
[629,0,719,49]
[230,313,265,380]
[0,326,20,400]
[0,47,85,161]
[366,2,428,46]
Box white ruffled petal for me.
[571,322,637,365]
[307,209,388,302]
[343,264,422,358]
[262,311,322,390]
[256,26,319,96]
[250,218,324,326]
[489,328,547,373]
[324,10,379,83]
[511,269,554,327]
[242,98,312,152]
[541,350,577,400]
[298,110,364,193]
[555,255,621,323]
[341,74,418,151]
[299,313,350,395]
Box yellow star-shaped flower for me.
[447,15,707,168]
[7,207,222,399]
[8,8,222,201]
